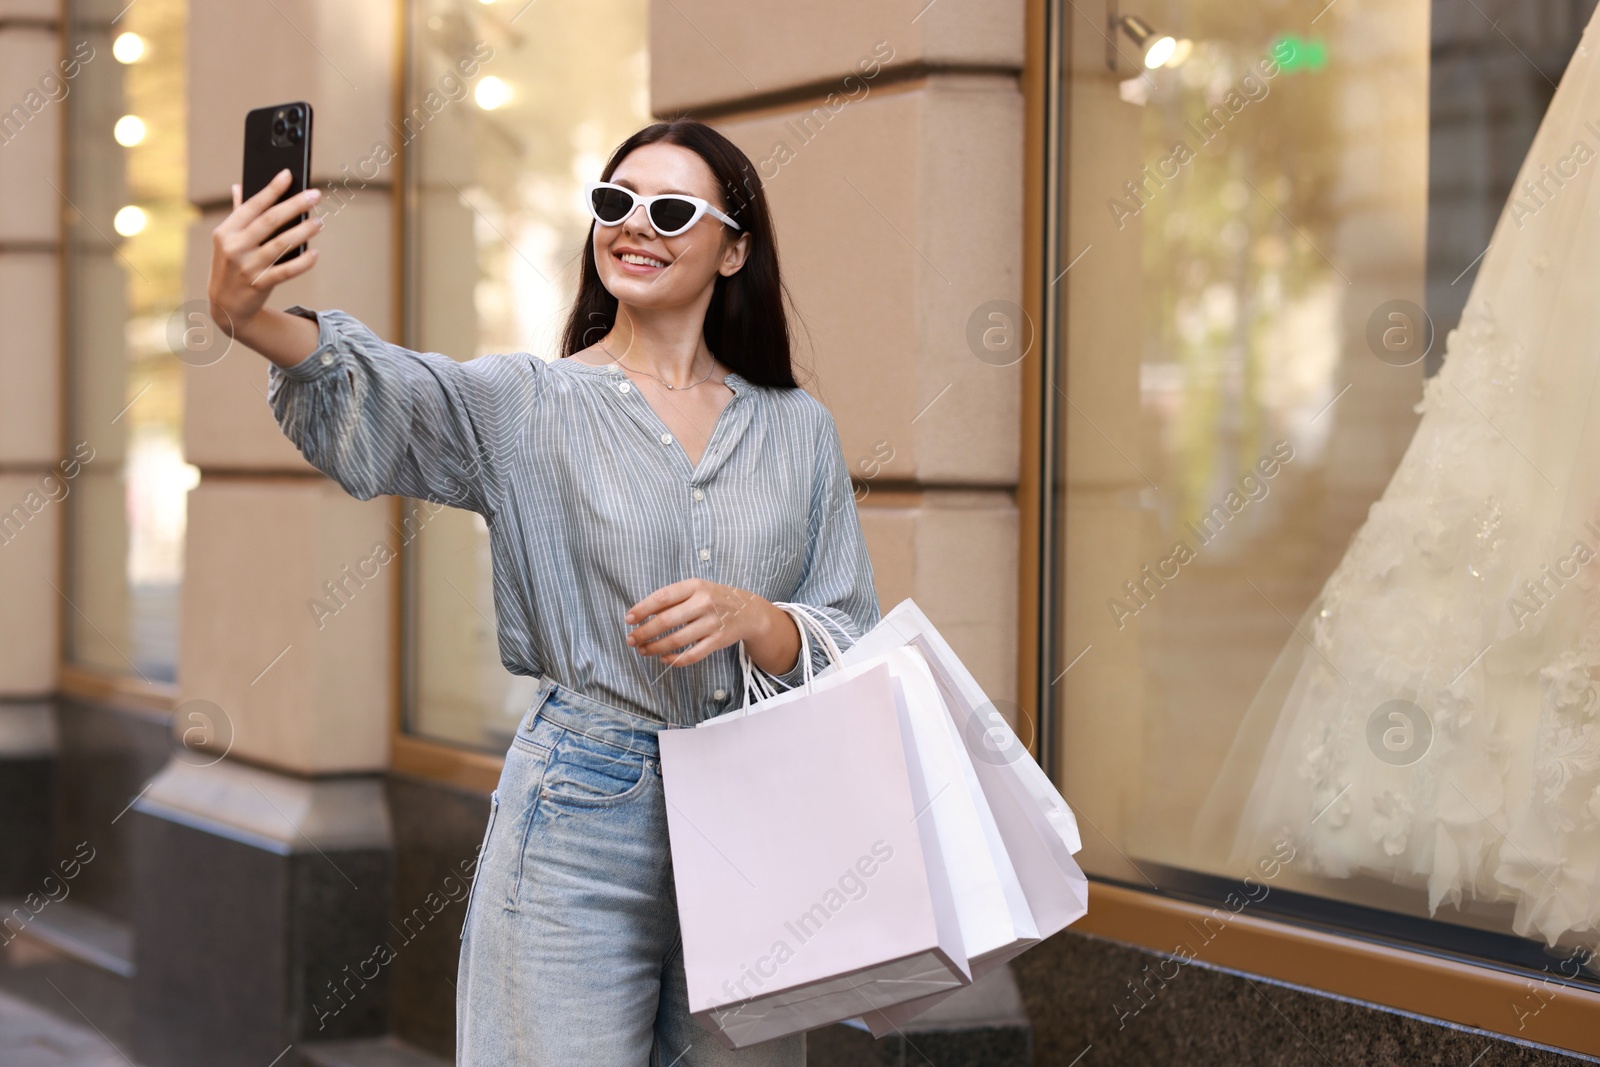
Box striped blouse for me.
[266,307,881,727]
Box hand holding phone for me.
[205,102,323,356]
[207,169,323,348]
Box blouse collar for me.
[556,355,748,396]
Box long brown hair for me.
[559,118,798,388]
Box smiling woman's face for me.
[592,141,750,313]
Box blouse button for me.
[660,432,673,445]
[692,488,705,501]
[713,688,728,701]
[698,548,710,561]
[319,351,334,366]
[619,382,632,393]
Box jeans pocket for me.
[460,790,499,941]
[540,737,653,808]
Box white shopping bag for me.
[658,656,971,1049]
[801,599,1091,1036]
[712,621,1041,975]
[827,599,1084,856]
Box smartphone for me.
[241,101,314,263]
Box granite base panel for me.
[382,774,492,1060]
[52,697,172,921]
[1011,926,1595,1066]
[131,807,395,1067]
[0,755,53,896]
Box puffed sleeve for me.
[766,407,881,688]
[266,306,544,518]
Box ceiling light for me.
[112,32,145,64]
[114,115,146,146]
[474,76,511,110]
[114,205,147,236]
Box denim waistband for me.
[529,675,691,757]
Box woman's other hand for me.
[624,579,800,674]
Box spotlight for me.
[1112,14,1192,71]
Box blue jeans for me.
[457,676,806,1066]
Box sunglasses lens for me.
[649,197,698,234]
[591,187,634,223]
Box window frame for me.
[54,4,181,715]
[386,1,499,791]
[389,0,656,783]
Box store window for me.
[1046,0,1600,980]
[64,0,196,684]
[400,0,650,750]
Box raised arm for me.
[266,308,537,515]
[208,168,536,516]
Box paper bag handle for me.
[737,601,847,706]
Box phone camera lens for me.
[274,118,287,134]
[288,127,303,144]
[288,107,304,121]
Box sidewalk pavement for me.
[0,989,137,1067]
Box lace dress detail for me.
[1210,10,1600,954]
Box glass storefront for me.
[400,0,651,749]
[1047,0,1600,976]
[64,0,196,684]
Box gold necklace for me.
[615,355,716,390]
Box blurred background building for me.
[3,0,1600,1063]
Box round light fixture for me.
[114,114,146,146]
[112,32,146,64]
[474,76,512,110]
[114,205,148,236]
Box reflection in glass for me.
[65,0,197,683]
[1052,0,1600,968]
[402,0,650,750]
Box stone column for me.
[130,2,401,1063]
[651,0,1028,712]
[0,0,66,893]
[649,5,1033,1055]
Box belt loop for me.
[521,677,556,733]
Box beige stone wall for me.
[2,0,1031,769]
[651,1,1029,706]
[180,0,397,773]
[0,2,65,696]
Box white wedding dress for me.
[1196,13,1600,951]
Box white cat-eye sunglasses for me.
[584,181,742,237]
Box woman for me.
[208,119,880,1065]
